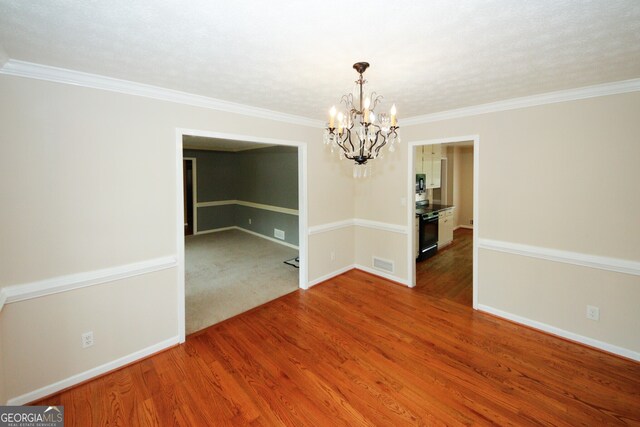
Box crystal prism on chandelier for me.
[323,62,400,178]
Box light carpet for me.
[185,229,299,334]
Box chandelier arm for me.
[334,133,350,154]
[370,93,383,111]
[345,127,356,153]
[335,129,355,158]
[367,124,383,149]
[373,132,387,158]
[340,94,351,109]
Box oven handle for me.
[421,244,437,253]
[423,215,439,223]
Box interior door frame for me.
[407,135,479,310]
[175,128,308,342]
[183,157,197,235]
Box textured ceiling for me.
[1,0,639,120]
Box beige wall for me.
[308,227,355,283]
[1,72,639,402]
[354,91,640,355]
[355,228,407,280]
[0,74,355,402]
[452,146,474,228]
[2,270,178,398]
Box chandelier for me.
[324,62,399,178]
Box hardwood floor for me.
[416,228,473,306]
[35,231,640,425]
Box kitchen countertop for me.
[416,203,454,216]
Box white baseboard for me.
[306,265,355,288]
[354,264,411,287]
[194,226,299,250]
[455,225,473,230]
[305,263,411,289]
[6,336,180,405]
[194,226,235,235]
[234,227,299,250]
[477,304,640,362]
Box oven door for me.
[418,214,439,260]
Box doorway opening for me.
[175,129,308,342]
[183,158,196,236]
[407,135,479,309]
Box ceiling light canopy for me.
[324,62,399,178]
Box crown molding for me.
[402,78,640,126]
[3,59,638,129]
[0,59,324,128]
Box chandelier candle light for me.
[324,62,400,178]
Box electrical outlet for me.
[586,305,600,321]
[330,251,335,261]
[248,218,252,225]
[81,331,94,348]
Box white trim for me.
[407,135,480,309]
[407,144,416,288]
[298,145,309,289]
[0,60,323,128]
[306,265,355,288]
[196,199,299,216]
[176,129,309,339]
[307,218,407,235]
[477,304,640,362]
[473,137,479,310]
[308,219,354,235]
[1,256,177,306]
[402,78,640,126]
[176,131,187,343]
[197,200,236,207]
[353,219,408,234]
[478,238,640,277]
[237,200,299,216]
[305,263,411,289]
[234,226,299,250]
[354,264,411,287]
[6,336,179,405]
[4,62,637,131]
[193,226,236,236]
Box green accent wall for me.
[183,146,299,246]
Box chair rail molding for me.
[0,256,177,309]
[308,218,408,235]
[478,238,640,276]
[196,199,299,216]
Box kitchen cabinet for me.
[415,144,442,188]
[438,207,454,247]
[415,148,425,174]
[417,144,441,188]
